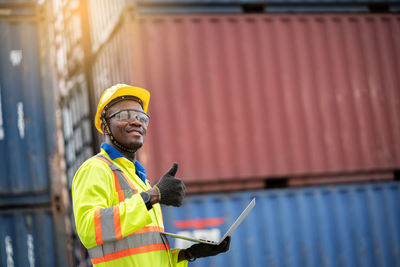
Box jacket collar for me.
[100,142,147,182]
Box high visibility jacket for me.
[72,148,188,266]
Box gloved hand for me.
[154,163,185,207]
[185,236,231,260]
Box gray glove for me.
[185,236,231,261]
[154,163,185,206]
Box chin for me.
[127,141,143,151]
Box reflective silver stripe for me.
[87,232,165,259]
[114,171,132,191]
[100,207,116,242]
[123,189,135,199]
[96,155,136,198]
[88,246,103,258]
[102,236,129,255]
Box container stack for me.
[0,1,72,266]
[86,0,400,189]
[82,0,400,266]
[48,0,94,191]
[162,182,400,267]
[46,0,95,265]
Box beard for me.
[114,134,145,154]
[126,140,143,152]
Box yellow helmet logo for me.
[94,84,150,134]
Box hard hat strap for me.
[100,116,137,153]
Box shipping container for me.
[0,1,37,4]
[85,0,398,54]
[46,0,95,189]
[90,13,400,191]
[46,1,98,265]
[162,181,400,267]
[86,0,130,53]
[135,4,372,14]
[0,208,69,267]
[134,2,398,15]
[0,5,59,204]
[61,73,94,189]
[135,0,398,3]
[0,5,74,265]
[49,0,92,93]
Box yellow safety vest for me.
[72,149,188,267]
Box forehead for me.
[107,100,143,114]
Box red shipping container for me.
[91,13,400,191]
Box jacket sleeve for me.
[72,159,152,249]
[171,249,188,267]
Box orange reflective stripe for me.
[113,206,123,240]
[117,190,125,203]
[131,226,164,234]
[94,155,138,194]
[95,156,112,166]
[113,171,125,203]
[91,243,170,265]
[113,171,122,191]
[94,208,103,245]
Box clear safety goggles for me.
[107,109,150,126]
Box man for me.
[72,84,230,266]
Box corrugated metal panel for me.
[0,209,57,267]
[91,14,400,189]
[46,0,95,192]
[265,5,370,13]
[0,12,53,202]
[0,0,37,4]
[91,19,133,102]
[0,4,75,265]
[162,182,400,267]
[135,4,376,14]
[61,74,94,189]
[85,1,397,54]
[137,5,243,14]
[136,0,397,3]
[86,0,130,53]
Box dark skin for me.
[100,100,159,205]
[101,100,186,261]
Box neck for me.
[105,139,136,161]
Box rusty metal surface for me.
[91,13,400,188]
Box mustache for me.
[126,126,145,135]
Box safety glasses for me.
[107,109,150,126]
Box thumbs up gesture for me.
[154,163,186,207]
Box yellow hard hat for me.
[94,84,150,134]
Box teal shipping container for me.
[162,182,400,267]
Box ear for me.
[101,121,108,135]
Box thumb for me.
[166,162,178,176]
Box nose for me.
[128,116,143,127]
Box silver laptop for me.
[161,198,256,245]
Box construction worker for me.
[72,84,231,266]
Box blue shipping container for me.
[136,0,398,4]
[162,182,400,267]
[0,208,57,267]
[0,9,56,205]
